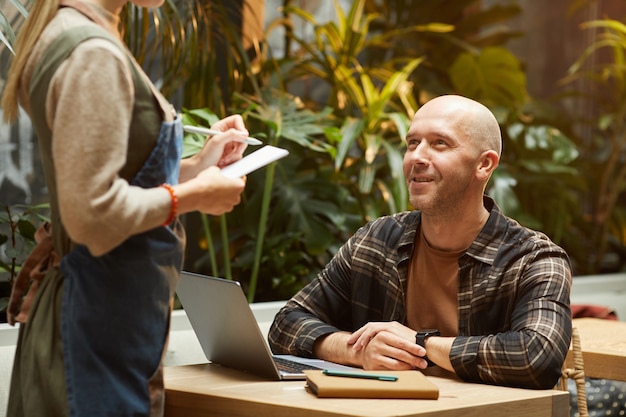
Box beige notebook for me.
[304,370,439,399]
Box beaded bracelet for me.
[160,183,178,226]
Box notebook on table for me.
[304,369,439,399]
[176,271,355,380]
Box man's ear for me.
[476,150,499,181]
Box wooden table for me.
[566,318,626,381]
[164,364,569,417]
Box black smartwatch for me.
[415,329,440,367]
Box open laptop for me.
[176,271,356,380]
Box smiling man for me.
[268,95,573,390]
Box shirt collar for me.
[464,196,501,266]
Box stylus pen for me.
[183,125,263,146]
[322,369,398,382]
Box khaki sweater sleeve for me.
[48,39,172,256]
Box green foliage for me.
[450,47,527,108]
[182,92,362,301]
[0,204,49,277]
[0,0,30,54]
[0,204,49,314]
[281,0,431,219]
[364,0,524,96]
[179,108,222,158]
[179,0,597,298]
[121,1,260,113]
[559,18,626,273]
[492,123,582,243]
[3,0,624,303]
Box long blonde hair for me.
[1,1,60,122]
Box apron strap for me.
[29,25,121,141]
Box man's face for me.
[402,103,482,216]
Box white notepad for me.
[220,145,289,178]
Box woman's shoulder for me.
[38,7,109,53]
[22,9,127,99]
[45,8,126,60]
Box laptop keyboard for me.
[273,356,323,373]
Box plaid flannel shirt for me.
[268,197,572,389]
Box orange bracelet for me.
[160,183,178,226]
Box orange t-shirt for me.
[405,228,462,337]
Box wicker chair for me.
[559,325,588,417]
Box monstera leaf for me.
[450,46,527,108]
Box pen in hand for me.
[183,125,263,146]
[322,369,398,382]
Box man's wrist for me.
[415,329,440,367]
[314,331,360,367]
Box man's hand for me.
[313,322,429,370]
[348,321,427,369]
[349,322,455,372]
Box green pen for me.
[322,369,398,382]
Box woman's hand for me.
[176,166,246,216]
[208,114,249,168]
[180,114,249,182]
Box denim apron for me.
[59,117,184,416]
[11,16,186,416]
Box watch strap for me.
[415,329,440,367]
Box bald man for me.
[268,95,572,390]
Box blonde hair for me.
[1,1,60,122]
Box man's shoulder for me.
[352,211,420,249]
[370,210,420,225]
[491,210,568,259]
[363,211,420,233]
